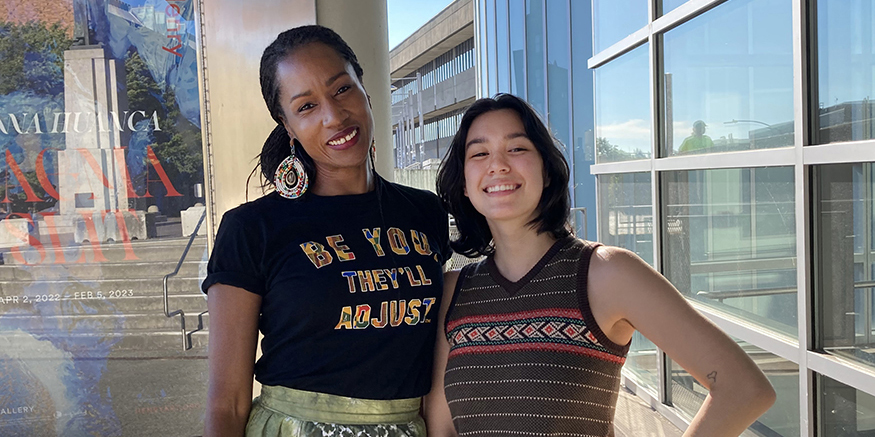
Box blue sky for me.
[387,0,454,49]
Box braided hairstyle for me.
[255,25,365,195]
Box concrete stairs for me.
[0,235,211,436]
[0,236,210,356]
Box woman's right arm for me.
[423,270,460,437]
[204,284,262,437]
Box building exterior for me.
[475,0,597,240]
[477,0,875,435]
[389,0,475,188]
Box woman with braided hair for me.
[203,25,450,437]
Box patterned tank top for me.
[444,238,630,436]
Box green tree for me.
[125,50,162,116]
[0,21,73,95]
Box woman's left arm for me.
[588,246,776,437]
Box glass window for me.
[597,173,653,266]
[816,0,875,144]
[820,374,875,436]
[671,340,800,436]
[662,167,797,336]
[571,0,595,240]
[661,0,794,157]
[496,0,509,93]
[598,172,656,391]
[593,0,648,53]
[660,0,687,16]
[526,0,546,118]
[595,43,651,163]
[510,0,526,98]
[546,0,570,156]
[485,0,498,97]
[815,163,875,369]
[0,2,208,435]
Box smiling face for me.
[463,109,546,227]
[275,42,374,175]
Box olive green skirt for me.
[245,385,426,437]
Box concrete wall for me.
[199,0,316,241]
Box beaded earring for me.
[274,142,308,199]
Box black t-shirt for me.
[202,177,450,400]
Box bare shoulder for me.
[589,244,656,286]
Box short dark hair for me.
[254,25,365,195]
[436,94,571,258]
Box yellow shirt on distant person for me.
[678,135,714,154]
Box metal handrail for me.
[697,286,796,302]
[163,209,207,350]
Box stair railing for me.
[163,209,207,351]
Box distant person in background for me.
[679,120,714,155]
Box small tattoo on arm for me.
[707,371,717,382]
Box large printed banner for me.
[0,1,208,435]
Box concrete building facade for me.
[390,0,475,183]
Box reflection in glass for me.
[598,172,655,390]
[597,173,653,266]
[485,0,497,97]
[546,0,569,156]
[817,1,875,144]
[595,43,651,163]
[495,0,509,93]
[0,3,208,435]
[671,340,800,436]
[816,163,875,369]
[662,167,797,336]
[526,0,545,117]
[592,0,648,53]
[820,374,875,436]
[661,0,794,157]
[571,0,595,240]
[510,0,526,98]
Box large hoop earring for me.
[274,143,308,199]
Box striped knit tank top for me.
[444,237,630,436]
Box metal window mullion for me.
[807,352,875,399]
[475,0,484,98]
[491,0,499,95]
[522,0,528,99]
[505,0,512,94]
[646,13,670,405]
[804,140,875,165]
[792,0,814,433]
[541,0,548,118]
[564,0,574,202]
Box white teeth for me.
[486,184,517,193]
[328,128,357,145]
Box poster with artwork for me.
[0,1,208,435]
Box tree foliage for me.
[124,49,203,200]
[0,21,73,95]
